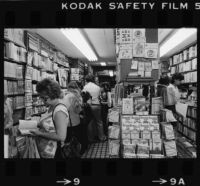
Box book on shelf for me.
[27,52,34,66]
[18,120,38,135]
[25,80,32,93]
[4,29,14,41]
[58,68,68,87]
[191,58,197,70]
[16,65,24,79]
[13,29,25,48]
[25,92,32,103]
[25,66,33,80]
[4,62,24,79]
[28,33,39,52]
[25,106,33,120]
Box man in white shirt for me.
[166,73,184,113]
[83,74,106,142]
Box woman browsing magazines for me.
[30,78,69,159]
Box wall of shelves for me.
[175,106,196,144]
[4,28,83,124]
[168,43,197,84]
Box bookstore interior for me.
[4,28,197,159]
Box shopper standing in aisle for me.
[62,81,83,150]
[163,73,184,113]
[80,91,93,153]
[30,78,69,159]
[100,82,110,136]
[83,74,106,142]
[157,76,170,97]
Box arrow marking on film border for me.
[56,178,72,185]
[152,178,167,184]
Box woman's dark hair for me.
[158,76,170,86]
[101,82,110,92]
[171,73,184,83]
[81,91,92,103]
[85,74,95,83]
[36,78,61,99]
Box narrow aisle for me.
[81,141,109,158]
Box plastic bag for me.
[36,113,57,158]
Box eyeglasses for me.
[40,96,49,102]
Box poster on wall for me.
[119,49,133,59]
[119,29,132,43]
[145,62,152,72]
[152,60,159,69]
[138,61,145,71]
[132,29,146,43]
[131,60,138,70]
[145,43,158,58]
[119,44,133,50]
[133,42,145,57]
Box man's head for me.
[85,74,95,83]
[172,73,184,86]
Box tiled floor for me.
[81,141,109,158]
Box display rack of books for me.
[169,43,197,84]
[107,97,179,158]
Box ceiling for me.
[28,28,196,66]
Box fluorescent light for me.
[109,70,114,77]
[60,28,98,61]
[160,28,197,57]
[100,62,106,66]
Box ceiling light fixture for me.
[100,62,106,66]
[60,28,98,61]
[160,28,197,57]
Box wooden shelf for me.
[14,107,25,110]
[6,93,25,96]
[178,122,196,132]
[4,37,26,49]
[4,77,24,81]
[177,131,196,143]
[4,57,26,65]
[171,56,197,66]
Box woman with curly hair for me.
[30,78,69,159]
